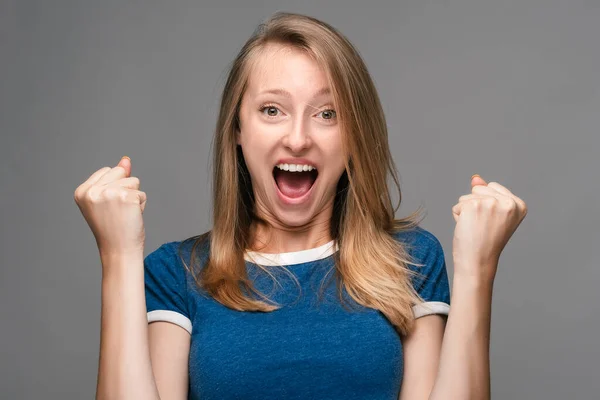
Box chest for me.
[186,270,404,400]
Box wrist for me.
[452,272,495,292]
[99,247,143,262]
[100,251,144,280]
[453,258,498,282]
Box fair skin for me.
[77,46,526,399]
[236,43,347,254]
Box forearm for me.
[428,270,494,400]
[96,252,161,400]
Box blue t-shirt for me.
[144,226,450,400]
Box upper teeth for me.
[276,163,316,172]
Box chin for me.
[274,209,315,228]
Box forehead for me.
[245,43,330,96]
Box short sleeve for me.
[401,227,451,319]
[144,241,193,334]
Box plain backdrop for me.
[2,1,599,399]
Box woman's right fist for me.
[74,156,147,258]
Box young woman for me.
[75,12,527,400]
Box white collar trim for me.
[244,240,338,266]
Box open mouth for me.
[272,166,318,199]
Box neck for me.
[248,203,335,254]
[248,222,333,254]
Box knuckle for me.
[85,187,101,203]
[519,198,527,209]
[103,187,121,200]
[503,199,517,213]
[483,197,497,208]
[501,196,514,207]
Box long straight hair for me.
[180,12,426,335]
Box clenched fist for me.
[451,175,528,282]
[74,156,147,260]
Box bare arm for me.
[148,322,191,400]
[96,252,162,399]
[399,315,446,399]
[96,252,191,400]
[428,274,493,400]
[415,176,525,399]
[399,272,493,400]
[399,276,492,400]
[75,158,189,398]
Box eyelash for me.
[258,104,337,120]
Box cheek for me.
[239,134,273,178]
[242,134,274,159]
[239,114,274,146]
[322,134,344,164]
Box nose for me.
[282,116,312,153]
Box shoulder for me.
[145,240,181,261]
[391,225,445,262]
[393,226,451,311]
[392,225,441,245]
[144,241,186,284]
[144,236,210,277]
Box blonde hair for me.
[180,12,427,335]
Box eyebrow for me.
[258,87,332,98]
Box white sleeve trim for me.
[147,310,192,335]
[412,301,450,318]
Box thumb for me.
[117,156,132,177]
[471,173,487,189]
[452,202,460,222]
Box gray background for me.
[2,0,599,398]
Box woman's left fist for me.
[451,175,528,282]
